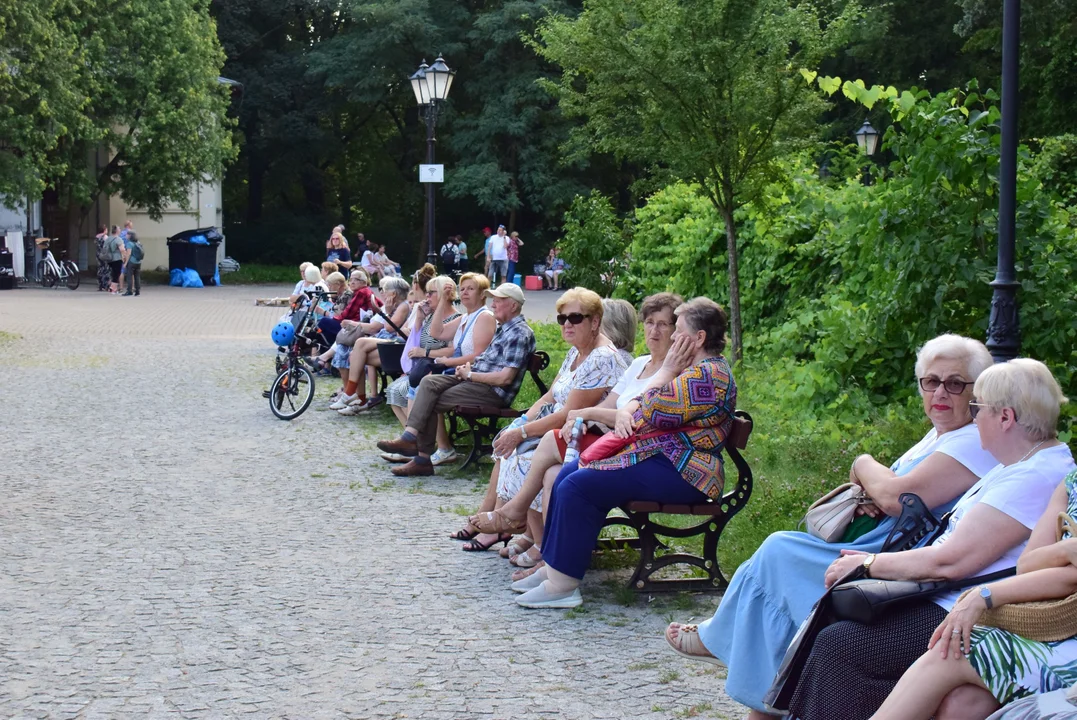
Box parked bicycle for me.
[267,289,331,420]
[36,239,80,290]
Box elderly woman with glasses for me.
[467,293,681,574]
[453,288,628,553]
[511,297,737,609]
[660,335,1005,718]
[784,358,1074,720]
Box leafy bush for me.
[559,190,629,296]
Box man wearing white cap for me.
[378,283,535,477]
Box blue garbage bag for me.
[189,234,209,245]
[170,268,184,286]
[181,268,204,288]
[213,267,220,286]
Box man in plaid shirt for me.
[378,283,536,477]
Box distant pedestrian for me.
[440,237,457,274]
[506,231,524,284]
[106,226,125,294]
[488,225,510,286]
[455,235,469,273]
[326,232,352,270]
[354,233,369,259]
[122,230,144,296]
[94,224,110,291]
[473,226,493,275]
[119,220,134,291]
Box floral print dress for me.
[495,345,628,512]
[967,469,1077,706]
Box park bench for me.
[447,351,551,470]
[596,410,754,593]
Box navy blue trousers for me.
[542,454,708,580]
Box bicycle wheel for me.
[269,364,315,420]
[63,261,80,290]
[38,260,56,287]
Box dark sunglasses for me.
[556,313,591,326]
[919,377,973,395]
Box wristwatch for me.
[979,585,994,609]
[862,553,877,578]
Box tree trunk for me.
[720,206,742,363]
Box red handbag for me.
[579,428,669,464]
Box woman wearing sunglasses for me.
[661,335,1004,718]
[454,287,628,552]
[509,297,737,608]
[788,358,1073,720]
[468,293,681,575]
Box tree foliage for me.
[535,0,859,359]
[0,0,235,218]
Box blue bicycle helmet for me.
[271,321,295,347]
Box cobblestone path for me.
[0,285,740,719]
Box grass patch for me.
[658,669,680,684]
[628,661,660,672]
[220,263,302,285]
[0,330,21,344]
[674,702,713,718]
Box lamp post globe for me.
[855,120,879,156]
[410,56,455,268]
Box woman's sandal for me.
[511,546,542,568]
[469,509,527,535]
[499,535,533,559]
[449,523,480,541]
[511,560,545,582]
[461,533,512,552]
[664,623,724,666]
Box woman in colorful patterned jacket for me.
[512,297,737,609]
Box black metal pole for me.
[425,105,438,268]
[986,0,1021,362]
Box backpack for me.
[128,241,144,264]
[95,235,109,262]
[441,244,456,266]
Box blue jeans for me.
[506,260,517,284]
[542,455,708,580]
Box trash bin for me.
[167,227,224,285]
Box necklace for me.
[1015,440,1047,464]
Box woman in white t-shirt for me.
[465,292,682,569]
[787,358,1075,720]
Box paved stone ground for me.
[0,284,741,719]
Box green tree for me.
[0,0,90,204]
[536,0,857,360]
[3,0,235,220]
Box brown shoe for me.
[377,437,418,455]
[391,460,434,477]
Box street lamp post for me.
[409,56,455,267]
[986,0,1021,362]
[855,120,879,185]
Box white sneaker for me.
[515,584,583,609]
[511,566,548,594]
[329,393,356,410]
[338,401,368,416]
[430,448,458,466]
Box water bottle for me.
[563,417,585,465]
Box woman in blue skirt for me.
[665,334,1000,719]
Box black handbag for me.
[830,568,1016,625]
[762,492,946,713]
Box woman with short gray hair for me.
[601,299,637,366]
[665,334,1001,719]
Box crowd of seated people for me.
[276,257,1077,718]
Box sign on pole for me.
[419,164,444,183]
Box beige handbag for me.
[803,483,872,542]
[335,324,363,347]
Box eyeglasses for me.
[919,377,973,395]
[425,290,437,296]
[556,313,591,326]
[969,400,1016,421]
